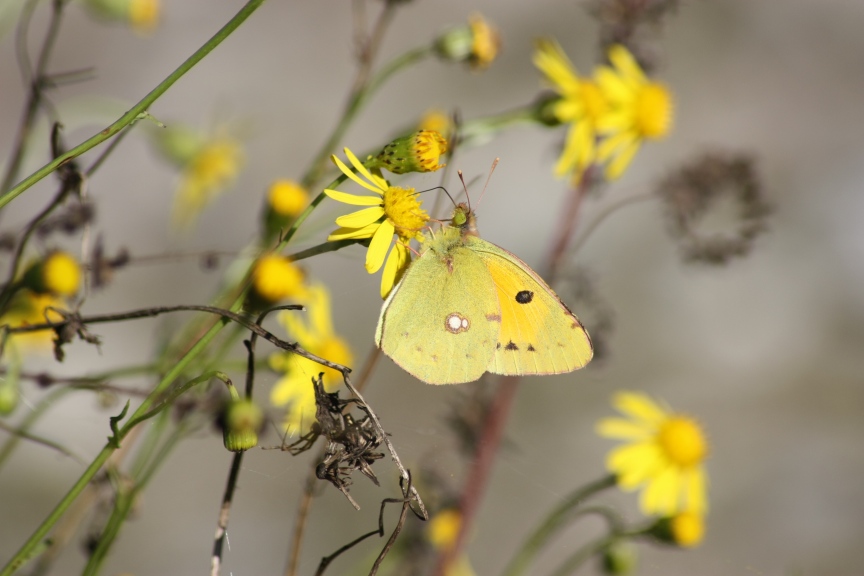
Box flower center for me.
[383,186,429,238]
[580,80,609,123]
[657,416,707,467]
[635,82,673,139]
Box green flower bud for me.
[434,14,500,70]
[154,125,205,167]
[221,399,264,452]
[601,540,637,575]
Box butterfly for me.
[375,203,593,384]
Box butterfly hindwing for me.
[466,236,594,376]
[376,234,501,385]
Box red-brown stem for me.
[546,170,594,283]
[434,169,595,575]
[433,376,520,574]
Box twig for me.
[284,454,323,576]
[1,0,67,196]
[211,308,280,576]
[341,376,427,520]
[315,473,414,576]
[0,419,85,464]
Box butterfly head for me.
[450,203,479,237]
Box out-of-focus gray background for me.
[1,0,863,574]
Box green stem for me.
[0,317,228,576]
[0,0,268,210]
[501,475,617,576]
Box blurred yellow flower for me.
[0,290,65,355]
[267,180,309,218]
[324,148,428,298]
[169,134,244,228]
[597,391,708,516]
[251,255,306,304]
[534,38,610,180]
[595,44,674,179]
[128,0,159,35]
[269,284,353,435]
[427,509,477,576]
[435,13,500,71]
[418,109,454,141]
[22,251,81,297]
[670,510,705,547]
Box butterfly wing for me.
[466,236,593,376]
[376,239,501,385]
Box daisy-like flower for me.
[596,391,708,516]
[595,44,674,180]
[269,284,353,436]
[534,38,610,180]
[325,148,428,298]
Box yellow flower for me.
[435,13,500,71]
[269,284,353,435]
[267,180,309,218]
[23,251,81,297]
[534,38,610,180]
[418,109,454,141]
[171,135,244,228]
[596,391,708,516]
[128,0,159,34]
[324,148,428,298]
[670,510,705,547]
[0,290,66,355]
[595,45,674,179]
[427,509,477,576]
[251,255,306,304]
[467,13,500,70]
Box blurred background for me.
[1,0,863,574]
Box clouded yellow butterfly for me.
[375,203,593,384]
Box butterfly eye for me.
[515,290,534,304]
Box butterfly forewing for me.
[467,236,593,376]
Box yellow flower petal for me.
[605,138,641,180]
[334,206,385,228]
[365,219,395,273]
[344,148,389,191]
[380,241,410,299]
[332,154,384,195]
[596,417,652,440]
[324,188,382,206]
[641,465,680,516]
[608,44,647,86]
[327,222,380,241]
[686,466,709,514]
[611,391,668,426]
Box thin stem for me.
[210,452,244,576]
[546,534,615,576]
[0,386,72,470]
[1,0,67,196]
[0,419,85,464]
[501,475,617,576]
[567,190,655,257]
[284,456,321,576]
[0,0,268,210]
[545,169,596,284]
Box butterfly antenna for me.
[457,170,471,212]
[475,157,499,207]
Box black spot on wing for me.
[515,290,534,304]
[527,344,536,352]
[504,341,519,351]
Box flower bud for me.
[22,251,81,297]
[434,13,500,70]
[648,512,706,548]
[221,399,264,452]
[82,0,160,35]
[372,130,447,175]
[601,539,637,575]
[249,255,306,306]
[261,180,309,242]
